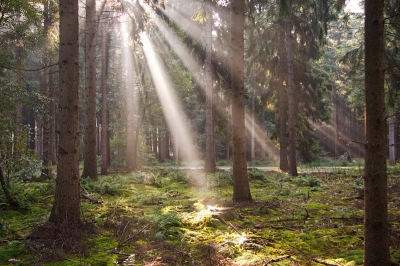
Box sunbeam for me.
[244,112,279,160]
[141,32,200,162]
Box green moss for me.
[334,249,364,265]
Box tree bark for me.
[82,0,98,179]
[204,3,216,173]
[278,30,289,171]
[389,111,395,165]
[42,0,52,179]
[101,23,109,175]
[251,92,256,161]
[364,0,390,264]
[49,0,81,225]
[286,22,297,176]
[230,0,251,202]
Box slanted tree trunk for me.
[49,0,81,225]
[286,22,297,176]
[101,23,109,175]
[364,0,390,265]
[278,30,289,171]
[230,0,251,202]
[82,0,98,179]
[204,3,216,173]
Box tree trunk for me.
[49,0,81,225]
[0,166,19,207]
[101,23,109,175]
[42,1,52,179]
[251,92,256,161]
[204,3,216,173]
[364,0,390,264]
[125,46,137,170]
[230,0,251,202]
[286,22,297,176]
[278,30,289,171]
[389,111,395,165]
[82,0,98,179]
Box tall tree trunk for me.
[50,70,56,165]
[204,3,216,173]
[250,92,256,161]
[364,0,389,264]
[36,117,43,158]
[173,136,179,162]
[125,44,137,170]
[42,0,52,179]
[389,111,395,165]
[15,43,23,160]
[82,0,98,179]
[230,0,251,202]
[286,22,297,176]
[278,30,289,171]
[49,0,81,225]
[261,109,267,160]
[101,23,109,175]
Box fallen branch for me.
[312,258,343,266]
[81,193,102,204]
[213,214,241,234]
[263,255,291,265]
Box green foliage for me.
[81,177,122,196]
[215,170,233,187]
[292,175,321,187]
[333,249,364,265]
[248,169,265,181]
[153,211,183,240]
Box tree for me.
[230,0,251,202]
[278,29,289,171]
[49,0,81,225]
[286,20,297,176]
[41,0,54,179]
[363,0,390,264]
[101,22,109,175]
[204,2,216,173]
[82,0,98,180]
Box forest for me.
[0,0,399,265]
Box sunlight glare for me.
[141,32,200,162]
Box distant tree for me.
[204,2,216,173]
[41,0,54,179]
[82,0,98,180]
[101,23,109,175]
[230,0,251,202]
[278,29,289,171]
[49,0,81,225]
[363,0,390,264]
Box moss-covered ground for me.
[1,167,399,265]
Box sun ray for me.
[141,32,200,162]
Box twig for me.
[117,223,150,248]
[214,215,241,234]
[263,255,291,265]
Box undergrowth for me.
[0,167,399,265]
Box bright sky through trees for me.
[345,0,363,13]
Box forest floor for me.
[1,166,400,265]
